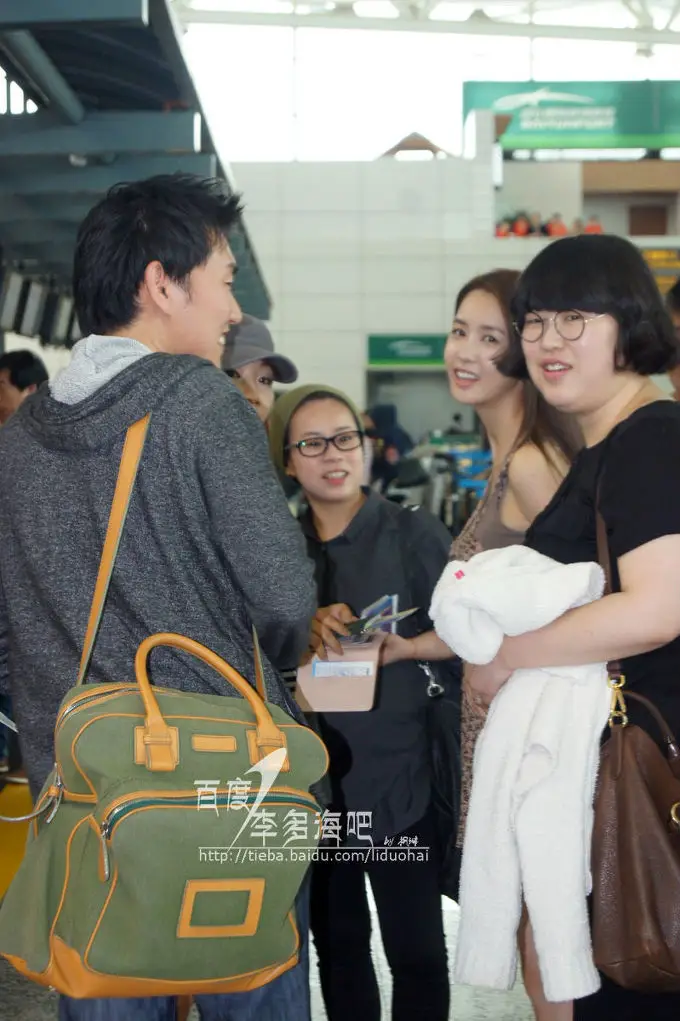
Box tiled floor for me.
[0,890,532,1020]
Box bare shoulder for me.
[505,443,567,523]
[508,442,568,488]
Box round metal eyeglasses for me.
[287,430,365,458]
[515,310,606,343]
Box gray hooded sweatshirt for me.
[0,337,316,797]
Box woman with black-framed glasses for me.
[268,384,455,1021]
[467,234,680,1021]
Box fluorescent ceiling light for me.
[531,6,634,29]
[189,0,293,9]
[533,148,646,160]
[428,2,475,21]
[353,0,399,17]
[295,2,335,10]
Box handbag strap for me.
[594,506,623,682]
[76,415,151,687]
[75,413,270,704]
[596,492,680,760]
[252,626,266,701]
[594,490,630,729]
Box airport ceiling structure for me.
[0,0,270,348]
[173,0,680,45]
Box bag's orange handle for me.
[134,633,286,771]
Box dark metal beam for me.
[0,32,85,124]
[1,223,77,247]
[9,258,72,279]
[150,0,195,106]
[0,110,200,157]
[0,154,218,196]
[0,196,93,223]
[0,0,148,31]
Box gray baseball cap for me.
[221,315,298,384]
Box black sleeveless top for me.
[525,401,680,741]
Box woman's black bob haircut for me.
[498,234,680,379]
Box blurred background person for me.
[222,314,298,425]
[546,213,569,237]
[584,215,604,235]
[0,350,48,426]
[367,403,413,492]
[0,349,47,775]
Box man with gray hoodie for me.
[0,174,317,1020]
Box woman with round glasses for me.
[467,234,680,1020]
[269,384,454,1021]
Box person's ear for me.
[143,261,174,313]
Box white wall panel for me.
[362,257,445,295]
[362,295,449,334]
[277,293,363,332]
[233,164,284,212]
[280,211,361,255]
[280,258,361,295]
[282,163,362,211]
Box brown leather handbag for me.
[591,510,680,992]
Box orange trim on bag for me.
[96,789,319,842]
[66,710,310,795]
[190,735,237,753]
[55,684,137,729]
[58,697,328,807]
[3,930,299,997]
[177,878,265,939]
[247,729,290,771]
[133,725,180,770]
[61,791,97,805]
[2,799,305,998]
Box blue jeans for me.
[59,882,311,1021]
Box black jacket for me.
[301,492,452,841]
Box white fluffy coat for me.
[430,545,610,1003]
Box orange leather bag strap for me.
[76,415,151,687]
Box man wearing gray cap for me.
[222,315,298,423]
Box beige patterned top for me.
[451,451,525,847]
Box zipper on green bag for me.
[58,686,138,726]
[98,790,319,882]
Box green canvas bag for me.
[0,415,328,998]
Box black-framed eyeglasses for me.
[286,430,364,458]
[514,310,606,343]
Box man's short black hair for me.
[73,173,243,336]
[499,234,680,378]
[0,350,48,390]
[666,277,680,315]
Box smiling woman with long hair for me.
[446,270,581,1021]
[386,268,581,1021]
